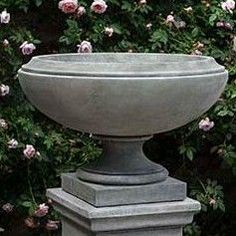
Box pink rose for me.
[23,144,36,159]
[0,119,8,129]
[2,203,14,213]
[216,21,225,27]
[0,9,10,24]
[20,41,36,55]
[146,23,152,30]
[45,220,60,231]
[139,0,147,5]
[221,0,235,13]
[58,0,78,14]
[0,84,9,96]
[104,27,114,37]
[91,0,107,14]
[77,41,92,53]
[225,22,233,29]
[198,117,214,131]
[209,198,216,205]
[194,41,204,50]
[217,148,226,156]
[77,6,86,17]
[3,39,9,47]
[166,14,175,24]
[192,49,202,56]
[34,203,49,217]
[216,21,233,30]
[8,139,18,149]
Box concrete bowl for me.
[18,53,228,136]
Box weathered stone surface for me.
[18,53,228,185]
[47,188,201,236]
[62,173,186,207]
[76,136,169,185]
[62,217,182,236]
[18,53,227,137]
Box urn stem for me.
[77,135,168,185]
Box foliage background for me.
[0,0,236,235]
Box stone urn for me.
[18,53,227,236]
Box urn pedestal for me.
[18,53,228,236]
[47,188,200,236]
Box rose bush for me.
[0,0,236,235]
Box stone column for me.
[47,136,200,236]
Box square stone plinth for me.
[47,188,200,236]
[62,173,186,207]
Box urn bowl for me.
[18,53,227,137]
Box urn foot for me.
[77,135,168,185]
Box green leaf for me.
[209,14,217,26]
[21,201,33,208]
[150,29,168,45]
[186,148,194,161]
[32,39,41,44]
[192,28,199,38]
[35,0,43,7]
[179,147,186,155]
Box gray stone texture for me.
[62,173,186,207]
[47,188,200,236]
[76,136,169,185]
[62,217,182,236]
[18,53,228,136]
